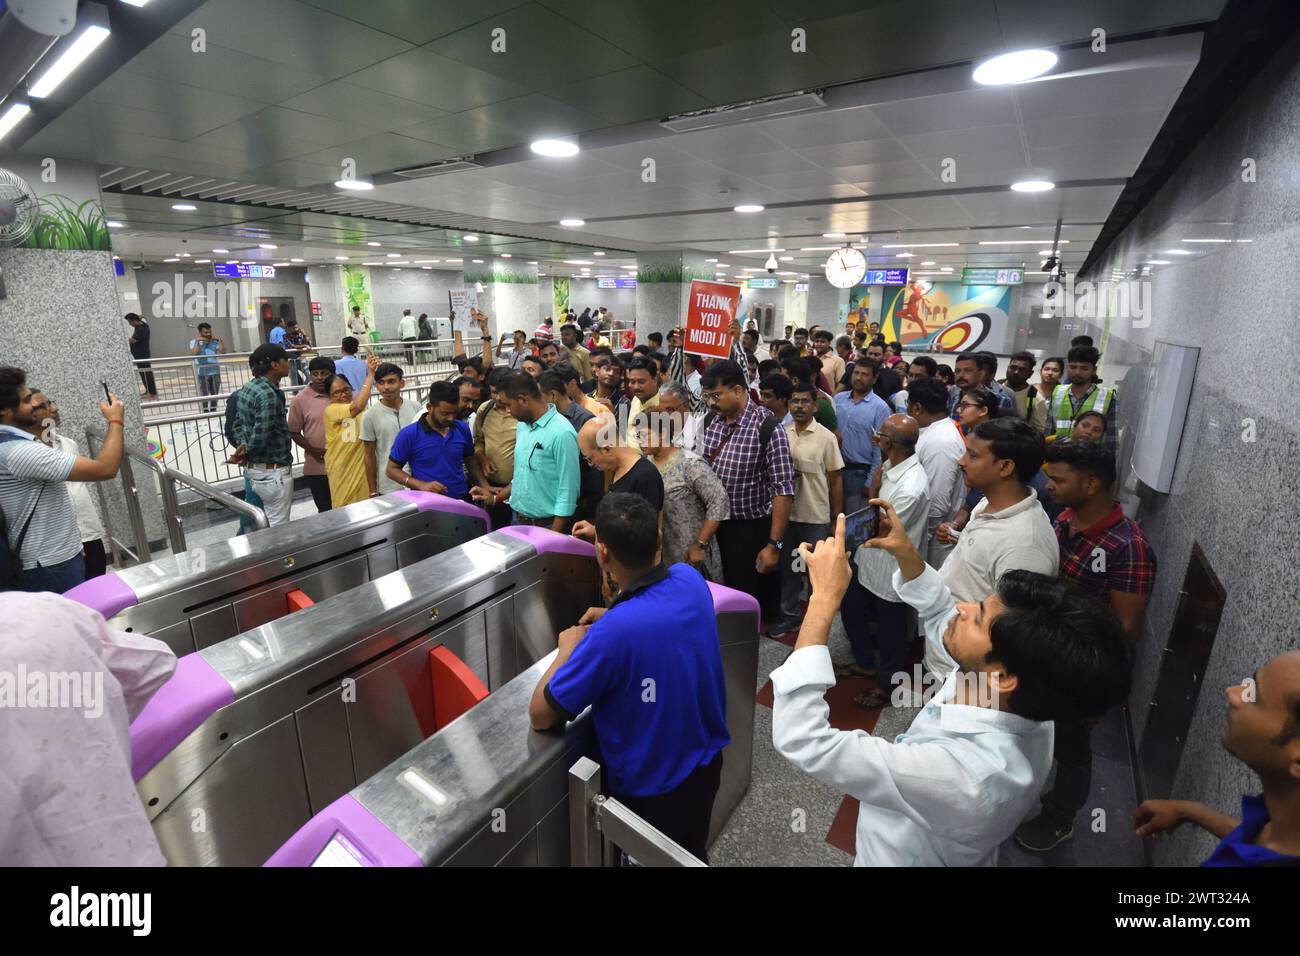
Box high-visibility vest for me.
[1050,383,1115,440]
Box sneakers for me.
[1014,812,1074,852]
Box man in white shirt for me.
[29,392,108,579]
[931,418,1058,672]
[360,362,421,496]
[908,378,967,567]
[838,414,929,708]
[770,505,1132,866]
[397,309,418,363]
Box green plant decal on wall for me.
[18,195,111,251]
[552,277,569,314]
[637,263,714,284]
[340,264,373,317]
[464,269,538,285]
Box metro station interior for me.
[1,0,1297,877]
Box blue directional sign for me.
[861,268,908,286]
[213,264,276,279]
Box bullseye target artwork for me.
[877,282,1011,353]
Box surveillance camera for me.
[765,253,778,274]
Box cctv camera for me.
[765,253,778,274]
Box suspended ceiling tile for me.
[346,48,532,113]
[164,0,415,80]
[300,0,528,45]
[763,107,896,149]
[796,137,914,169]
[1014,65,1193,120]
[396,94,605,153]
[993,0,1226,47]
[281,81,449,133]
[545,66,710,125]
[118,31,333,103]
[83,71,266,134]
[870,88,1020,137]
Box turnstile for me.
[266,580,761,867]
[132,525,599,866]
[64,490,487,655]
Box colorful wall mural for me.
[876,281,1013,353]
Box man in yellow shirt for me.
[473,368,518,528]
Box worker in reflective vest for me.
[1050,346,1117,453]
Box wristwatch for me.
[768,538,783,551]
[695,539,709,550]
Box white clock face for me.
[823,246,867,289]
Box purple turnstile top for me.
[389,489,488,530]
[497,524,596,559]
[64,571,138,620]
[707,580,760,617]
[130,654,235,782]
[264,794,422,867]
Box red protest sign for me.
[684,280,741,358]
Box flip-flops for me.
[834,663,877,679]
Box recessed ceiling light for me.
[716,262,729,267]
[172,203,197,211]
[973,49,1058,86]
[225,260,239,264]
[501,253,512,258]
[463,235,479,241]
[422,266,433,270]
[0,102,32,141]
[528,261,538,265]
[940,267,953,272]
[259,243,277,249]
[1010,180,1055,193]
[779,256,795,261]
[107,220,123,228]
[705,258,718,263]
[979,239,1070,245]
[1163,249,1194,255]
[921,260,936,266]
[241,260,255,265]
[593,251,605,256]
[273,262,290,267]
[1181,238,1238,243]
[367,241,381,247]
[163,257,179,262]
[896,252,913,258]
[734,204,764,213]
[335,255,349,260]
[800,246,841,252]
[560,218,585,227]
[729,247,785,254]
[530,138,579,158]
[386,253,400,258]
[1145,260,1171,265]
[472,259,484,264]
[334,179,374,190]
[363,261,383,265]
[211,248,228,253]
[414,259,440,264]
[445,258,462,263]
[822,232,846,238]
[563,259,593,265]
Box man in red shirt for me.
[1017,440,1157,851]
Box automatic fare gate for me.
[65,490,487,656]
[131,525,597,866]
[265,572,760,866]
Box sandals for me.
[852,689,891,710]
[834,663,878,679]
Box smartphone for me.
[101,381,111,403]
[844,506,877,552]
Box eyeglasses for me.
[956,402,983,411]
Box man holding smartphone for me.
[190,322,226,412]
[837,414,929,708]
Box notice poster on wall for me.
[684,280,741,358]
[448,288,479,335]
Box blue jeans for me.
[18,554,86,594]
[842,463,874,516]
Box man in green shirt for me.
[470,372,579,533]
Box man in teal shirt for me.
[471,371,579,532]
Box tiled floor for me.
[711,610,1146,868]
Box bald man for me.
[1135,651,1300,866]
[838,413,932,710]
[570,417,664,543]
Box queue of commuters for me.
[12,314,1292,871]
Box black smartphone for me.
[101,381,111,403]
[844,506,877,552]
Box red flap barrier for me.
[429,646,490,729]
[285,588,315,613]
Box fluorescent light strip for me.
[727,248,785,254]
[978,240,1071,245]
[0,102,32,140]
[879,242,959,249]
[28,26,112,99]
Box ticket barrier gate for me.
[131,525,598,866]
[266,581,760,867]
[64,490,487,656]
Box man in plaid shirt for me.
[698,359,795,630]
[230,344,295,527]
[1017,439,1157,852]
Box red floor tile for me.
[826,795,859,856]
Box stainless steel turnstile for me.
[65,490,487,655]
[132,526,599,867]
[266,579,761,867]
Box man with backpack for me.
[698,359,795,631]
[0,366,125,593]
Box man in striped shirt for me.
[0,366,125,593]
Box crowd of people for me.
[3,309,1294,870]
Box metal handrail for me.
[568,757,706,867]
[140,368,457,412]
[162,466,267,549]
[131,337,463,366]
[86,425,165,561]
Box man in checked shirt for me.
[1016,439,1157,852]
[698,359,796,632]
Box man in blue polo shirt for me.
[386,380,482,499]
[832,361,889,514]
[529,492,730,861]
[1134,649,1300,866]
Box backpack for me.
[0,431,46,587]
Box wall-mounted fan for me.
[0,169,39,246]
